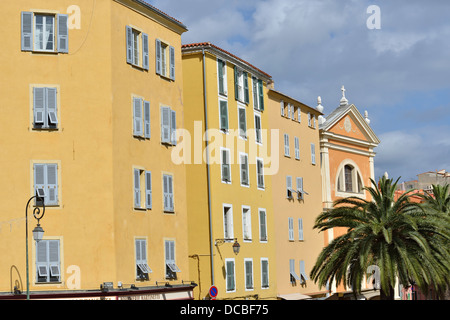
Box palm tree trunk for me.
[380,286,395,300]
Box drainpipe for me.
[202,47,215,286]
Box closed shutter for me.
[142,33,149,70]
[222,150,230,182]
[245,260,253,289]
[143,100,151,138]
[170,109,177,145]
[288,217,294,240]
[21,12,33,51]
[167,175,174,211]
[36,240,48,282]
[294,137,300,159]
[133,98,143,136]
[169,46,175,80]
[286,176,292,198]
[145,171,152,209]
[163,175,174,212]
[240,154,248,185]
[218,60,224,94]
[255,115,261,143]
[219,100,228,130]
[57,14,69,53]
[298,218,304,241]
[284,134,290,156]
[311,143,316,164]
[259,210,267,241]
[126,26,133,64]
[160,107,170,143]
[134,169,141,208]
[258,80,264,111]
[226,260,235,291]
[243,72,249,104]
[34,164,46,205]
[46,88,58,126]
[234,66,239,100]
[46,164,58,205]
[155,39,162,75]
[257,160,264,188]
[33,88,46,125]
[261,260,269,287]
[280,100,284,116]
[238,108,246,137]
[48,240,60,280]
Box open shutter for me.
[33,87,46,126]
[46,164,58,205]
[169,46,175,80]
[48,240,60,279]
[258,80,264,110]
[57,14,69,53]
[311,143,316,164]
[300,260,309,281]
[34,164,46,206]
[134,169,141,208]
[160,107,170,143]
[234,66,239,100]
[170,109,177,145]
[143,100,151,138]
[145,171,152,209]
[155,39,162,75]
[133,98,143,136]
[298,218,304,241]
[286,176,292,198]
[243,72,249,104]
[252,77,258,109]
[46,88,58,126]
[142,33,149,70]
[296,177,304,200]
[219,100,228,130]
[126,26,133,64]
[21,12,33,51]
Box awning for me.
[278,293,312,300]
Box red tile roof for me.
[182,42,272,79]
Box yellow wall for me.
[0,0,189,295]
[182,47,278,300]
[268,91,326,298]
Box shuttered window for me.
[244,259,254,290]
[286,176,293,199]
[240,153,249,186]
[254,114,262,144]
[256,158,264,189]
[225,259,236,291]
[22,12,68,53]
[290,259,300,282]
[217,59,227,95]
[238,107,247,138]
[133,168,152,210]
[135,239,152,279]
[311,143,316,164]
[155,39,175,80]
[163,174,174,212]
[165,240,180,279]
[36,240,60,283]
[126,26,149,70]
[261,259,269,288]
[288,217,294,241]
[284,134,290,156]
[298,218,304,241]
[294,137,300,160]
[160,106,177,145]
[219,100,228,131]
[33,87,58,129]
[299,260,309,281]
[259,209,267,242]
[34,163,58,206]
[221,149,231,183]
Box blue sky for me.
[149,0,450,182]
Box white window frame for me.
[244,258,254,291]
[36,239,61,283]
[223,204,234,240]
[225,258,236,292]
[242,205,252,242]
[256,157,265,190]
[217,58,228,96]
[221,148,231,184]
[239,152,249,187]
[260,258,269,289]
[258,208,268,243]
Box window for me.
[134,168,152,210]
[239,153,249,186]
[133,97,151,138]
[310,143,316,165]
[242,206,252,241]
[225,259,236,292]
[286,176,293,199]
[163,174,174,212]
[254,114,262,144]
[261,258,269,288]
[289,259,300,283]
[294,137,300,160]
[234,67,248,104]
[156,39,175,80]
[126,26,149,70]
[280,100,285,116]
[296,177,307,200]
[288,218,294,241]
[337,164,364,193]
[221,148,231,183]
[298,218,304,241]
[297,107,301,122]
[219,100,229,131]
[259,209,267,242]
[252,77,264,111]
[33,87,58,129]
[256,158,264,189]
[21,12,68,53]
[218,59,227,95]
[238,106,247,139]
[34,163,58,206]
[165,240,180,280]
[345,165,353,192]
[299,260,309,283]
[135,239,152,280]
[307,112,312,127]
[160,106,177,145]
[223,205,234,240]
[284,134,290,157]
[244,259,254,290]
[36,240,60,283]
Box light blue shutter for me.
[126,26,133,64]
[48,240,60,280]
[296,177,304,200]
[300,260,309,280]
[294,137,300,159]
[298,218,304,241]
[145,171,152,209]
[284,134,290,156]
[170,110,177,145]
[36,240,48,281]
[243,72,249,104]
[258,80,264,111]
[33,88,46,125]
[286,176,292,198]
[155,39,162,75]
[142,33,149,70]
[46,88,58,126]
[311,143,316,164]
[34,164,46,205]
[144,101,150,138]
[288,217,294,240]
[46,164,58,205]
[21,12,33,51]
[161,107,170,143]
[57,14,69,53]
[133,98,143,136]
[169,46,175,80]
[168,175,174,211]
[134,169,141,208]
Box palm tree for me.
[311,176,450,300]
[418,184,450,215]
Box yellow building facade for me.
[0,0,194,299]
[181,43,278,300]
[267,90,327,300]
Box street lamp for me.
[25,194,46,300]
[214,238,241,255]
